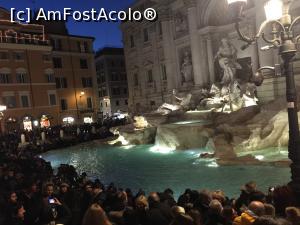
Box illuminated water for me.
[41,142,290,199]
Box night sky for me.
[0,0,135,50]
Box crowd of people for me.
[1,147,300,225]
[0,115,128,155]
[0,118,300,225]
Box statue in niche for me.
[194,39,258,113]
[180,51,193,83]
[215,38,242,86]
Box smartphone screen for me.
[49,198,55,204]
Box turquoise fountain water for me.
[41,142,290,199]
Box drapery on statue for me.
[215,38,242,85]
[181,51,193,83]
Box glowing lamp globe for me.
[227,0,247,5]
[264,0,283,21]
[0,105,6,111]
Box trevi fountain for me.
[42,38,292,198]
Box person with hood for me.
[233,201,265,225]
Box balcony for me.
[0,36,50,46]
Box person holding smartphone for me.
[37,183,72,225]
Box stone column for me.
[184,0,205,87]
[199,36,209,84]
[160,6,179,92]
[206,35,215,84]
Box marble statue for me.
[133,116,149,129]
[242,83,258,107]
[199,80,257,113]
[157,93,192,115]
[181,51,193,83]
[215,38,242,85]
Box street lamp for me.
[227,0,300,198]
[79,91,85,109]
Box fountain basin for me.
[41,143,290,199]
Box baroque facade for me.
[0,8,98,132]
[121,0,300,113]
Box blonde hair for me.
[135,195,149,209]
[82,204,112,225]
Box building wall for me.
[121,0,300,112]
[0,8,99,131]
[95,48,128,117]
[0,11,60,131]
[50,34,98,124]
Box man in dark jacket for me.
[205,200,225,225]
[146,192,173,225]
[19,181,42,225]
[38,197,72,225]
[235,181,265,215]
[5,202,26,225]
[92,182,106,207]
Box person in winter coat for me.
[233,201,265,225]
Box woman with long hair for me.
[82,203,112,225]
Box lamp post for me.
[227,0,300,197]
[79,91,85,109]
